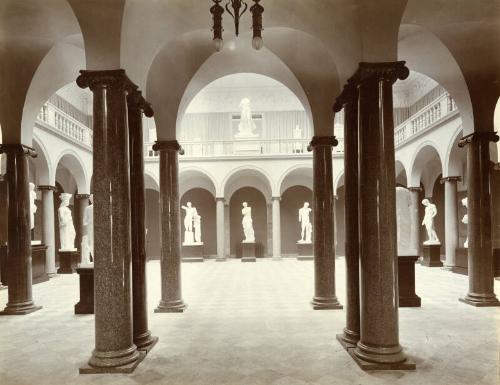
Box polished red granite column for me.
[154,140,187,313]
[38,185,57,275]
[309,136,342,310]
[77,69,142,373]
[353,62,414,369]
[0,144,41,315]
[334,83,359,346]
[127,89,158,350]
[458,131,500,306]
[440,176,461,268]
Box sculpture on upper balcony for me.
[421,198,440,245]
[241,202,255,243]
[235,98,259,138]
[461,197,468,248]
[298,202,312,244]
[59,193,76,251]
[29,182,37,231]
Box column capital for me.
[38,185,57,192]
[128,89,154,118]
[407,186,423,193]
[458,131,499,147]
[0,144,37,158]
[308,136,338,151]
[272,196,281,202]
[152,140,184,155]
[333,81,357,112]
[75,193,91,200]
[494,162,500,171]
[351,61,410,85]
[440,176,462,184]
[76,69,137,94]
[215,197,225,203]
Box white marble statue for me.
[293,125,303,153]
[241,202,255,243]
[194,212,202,244]
[421,198,440,245]
[182,202,202,245]
[58,193,76,251]
[396,187,413,254]
[461,197,468,248]
[298,202,312,243]
[235,98,259,138]
[81,194,94,265]
[29,182,37,231]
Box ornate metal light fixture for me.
[210,0,264,52]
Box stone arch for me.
[333,171,345,195]
[444,124,467,179]
[31,132,53,186]
[144,171,160,192]
[222,166,274,202]
[395,159,408,187]
[409,142,443,197]
[278,164,313,196]
[179,167,218,198]
[53,150,89,194]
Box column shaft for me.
[310,136,342,310]
[459,132,500,306]
[128,90,157,350]
[39,186,56,275]
[354,62,411,367]
[272,197,281,260]
[216,198,226,261]
[0,145,41,315]
[441,177,460,268]
[155,140,186,313]
[77,69,141,372]
[335,84,360,345]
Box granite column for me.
[77,69,142,372]
[154,140,187,312]
[334,83,360,346]
[459,132,500,306]
[354,62,413,369]
[272,197,281,260]
[216,198,226,261]
[0,145,41,315]
[309,136,342,310]
[38,185,57,275]
[441,176,461,268]
[128,89,158,350]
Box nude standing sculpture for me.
[421,198,440,245]
[59,193,76,251]
[241,202,255,243]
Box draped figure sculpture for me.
[182,202,202,245]
[59,193,76,251]
[421,198,440,244]
[298,202,312,243]
[29,182,37,231]
[241,202,255,243]
[235,98,259,138]
[462,197,468,248]
[81,194,94,265]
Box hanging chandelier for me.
[210,0,264,52]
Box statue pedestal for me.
[297,242,313,261]
[32,244,49,284]
[241,242,256,262]
[184,231,194,245]
[75,266,94,314]
[452,247,468,275]
[57,249,79,274]
[421,244,443,267]
[182,244,204,263]
[398,255,421,307]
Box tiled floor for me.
[0,258,499,385]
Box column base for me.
[216,257,226,262]
[349,347,415,371]
[0,302,42,315]
[459,293,500,307]
[311,296,343,310]
[134,333,159,354]
[154,300,187,313]
[272,256,282,261]
[297,256,314,261]
[80,346,145,374]
[336,330,359,350]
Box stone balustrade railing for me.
[394,92,457,147]
[37,102,93,148]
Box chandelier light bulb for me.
[214,38,224,52]
[252,36,263,50]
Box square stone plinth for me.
[242,243,256,262]
[348,349,416,371]
[297,242,313,261]
[57,250,79,274]
[79,350,146,374]
[74,267,94,314]
[32,244,49,284]
[398,255,421,308]
[421,244,443,267]
[182,244,204,263]
[452,247,468,275]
